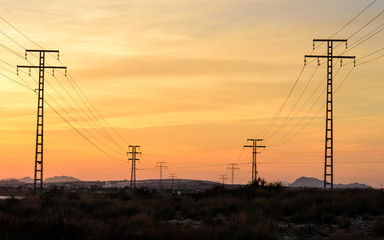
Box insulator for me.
[16,68,19,75]
[52,69,55,76]
[345,42,348,49]
[65,69,67,77]
[354,59,356,67]
[304,58,306,66]
[317,58,320,66]
[57,52,60,61]
[25,52,27,60]
[29,68,31,76]
[313,42,315,50]
[340,59,342,67]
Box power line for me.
[358,52,384,66]
[17,68,128,162]
[274,67,355,148]
[0,72,34,91]
[358,47,384,61]
[0,30,25,49]
[329,0,377,39]
[347,9,384,40]
[269,62,344,147]
[49,75,124,151]
[21,71,127,161]
[267,64,320,139]
[259,161,384,165]
[0,17,43,49]
[0,42,26,60]
[0,16,128,162]
[344,24,384,53]
[315,0,377,50]
[259,65,306,137]
[139,162,252,170]
[66,72,128,144]
[45,100,129,168]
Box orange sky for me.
[0,0,383,187]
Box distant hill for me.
[290,177,323,188]
[0,176,80,183]
[289,176,371,189]
[19,177,33,183]
[45,176,80,183]
[334,182,371,189]
[0,177,33,183]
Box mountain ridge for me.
[289,176,371,189]
[0,176,372,188]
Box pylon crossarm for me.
[304,55,355,59]
[313,39,347,42]
[17,65,67,69]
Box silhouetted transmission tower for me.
[127,145,141,189]
[156,162,167,190]
[305,39,355,190]
[17,50,67,196]
[227,163,239,185]
[244,139,266,183]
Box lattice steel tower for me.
[219,175,228,186]
[17,50,67,196]
[305,39,355,190]
[127,145,141,189]
[244,139,266,183]
[156,162,167,190]
[227,163,239,185]
[169,173,177,189]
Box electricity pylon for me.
[227,163,239,185]
[127,145,141,189]
[17,50,67,196]
[155,162,167,190]
[244,139,266,183]
[219,175,228,186]
[305,39,355,190]
[169,173,177,189]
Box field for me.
[0,185,383,240]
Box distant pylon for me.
[17,50,67,196]
[127,145,141,189]
[227,163,239,185]
[169,173,177,189]
[244,139,266,183]
[155,162,167,190]
[219,175,228,186]
[305,39,355,190]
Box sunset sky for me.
[0,0,383,187]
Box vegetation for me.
[0,185,383,240]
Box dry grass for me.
[0,186,383,239]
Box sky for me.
[0,0,383,187]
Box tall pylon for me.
[127,145,141,189]
[227,163,239,185]
[244,139,266,183]
[305,39,355,190]
[155,162,167,190]
[17,50,67,196]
